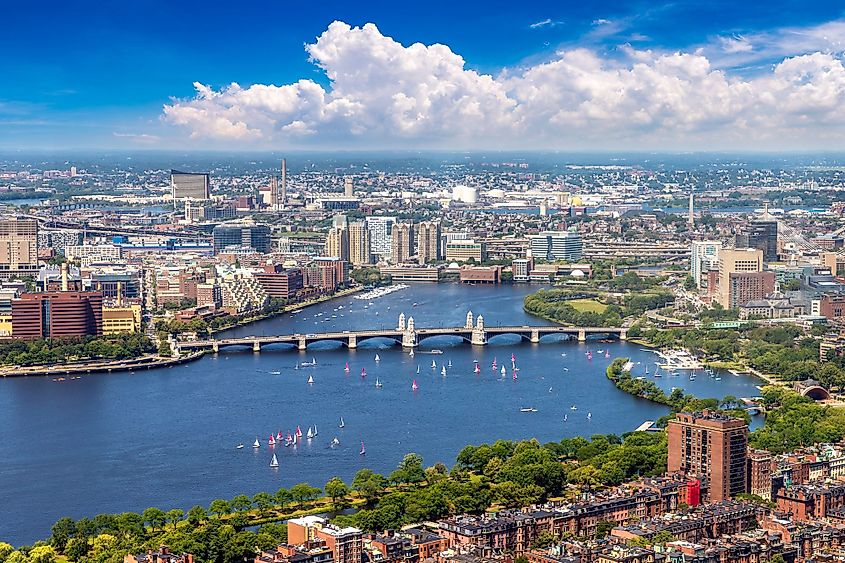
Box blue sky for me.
[3,0,845,150]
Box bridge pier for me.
[253,341,261,353]
[298,337,307,351]
[578,329,586,342]
[212,342,219,354]
[402,331,418,348]
[471,329,487,346]
[348,335,357,349]
[620,329,627,341]
[530,329,540,343]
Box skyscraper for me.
[735,220,778,262]
[170,170,210,202]
[366,216,396,261]
[344,177,354,197]
[212,224,271,254]
[717,248,774,308]
[0,217,38,280]
[280,159,287,207]
[528,231,583,262]
[390,223,414,264]
[690,241,722,289]
[348,221,371,266]
[417,221,441,264]
[324,226,349,262]
[667,410,749,502]
[688,193,695,227]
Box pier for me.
[175,311,628,354]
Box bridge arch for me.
[416,333,471,346]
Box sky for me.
[4,0,845,151]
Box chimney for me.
[117,281,123,306]
[281,158,287,206]
[61,262,68,291]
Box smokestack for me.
[281,158,287,207]
[61,262,68,292]
[269,176,278,209]
[688,192,694,227]
[117,281,123,306]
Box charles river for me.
[0,284,764,544]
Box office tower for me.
[348,221,372,266]
[690,241,722,289]
[717,248,774,308]
[688,193,694,227]
[668,410,748,502]
[823,252,845,276]
[736,220,778,262]
[324,226,350,262]
[281,159,287,207]
[332,214,348,230]
[344,177,354,197]
[12,291,104,338]
[170,170,210,201]
[390,223,415,264]
[445,240,486,263]
[0,217,38,280]
[211,224,271,254]
[366,216,397,261]
[268,176,278,209]
[528,231,583,261]
[417,221,442,264]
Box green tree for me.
[28,545,57,563]
[290,483,320,508]
[325,477,351,509]
[165,509,184,530]
[231,494,252,513]
[275,488,292,508]
[0,543,14,563]
[142,507,166,532]
[253,492,275,515]
[186,505,207,526]
[595,520,615,539]
[209,499,231,518]
[49,517,75,552]
[390,453,425,484]
[352,469,387,506]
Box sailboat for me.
[563,414,568,422]
[512,371,517,380]
[307,375,314,385]
[296,426,303,438]
[431,360,437,369]
[360,441,366,455]
[416,365,420,374]
[330,437,340,447]
[587,351,593,361]
[307,427,314,439]
[344,362,350,373]
[285,431,293,446]
[270,453,279,468]
[361,368,367,378]
[605,350,610,359]
[447,359,452,368]
[313,425,318,437]
[511,353,516,363]
[253,438,261,448]
[474,364,480,374]
[492,357,497,369]
[587,412,592,420]
[268,434,276,446]
[500,365,506,376]
[409,349,414,357]
[339,417,345,428]
[375,354,380,362]
[375,378,383,388]
[412,379,418,391]
[276,431,283,442]
[441,366,447,376]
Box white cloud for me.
[162,20,845,150]
[719,35,753,54]
[113,132,161,144]
[530,18,562,30]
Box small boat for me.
[360,441,366,455]
[714,376,722,381]
[447,360,452,368]
[361,368,367,378]
[474,364,481,374]
[563,367,569,371]
[270,370,281,375]
[296,426,303,438]
[307,427,314,439]
[268,434,276,446]
[375,378,383,388]
[300,358,317,367]
[431,349,443,354]
[512,371,517,380]
[520,407,537,413]
[563,414,568,422]
[236,444,244,449]
[416,365,420,374]
[412,379,418,391]
[501,365,506,376]
[605,351,610,359]
[492,358,497,369]
[549,387,553,393]
[587,412,592,420]
[375,354,380,362]
[431,360,437,369]
[409,349,414,357]
[344,362,350,373]
[339,417,345,428]
[307,375,314,385]
[253,438,261,448]
[330,437,340,447]
[441,366,447,376]
[270,453,279,468]
[586,351,593,361]
[570,405,577,411]
[561,353,567,357]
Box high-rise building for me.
[280,159,287,207]
[344,177,354,197]
[390,223,415,264]
[287,516,362,563]
[445,240,486,263]
[691,241,722,289]
[0,217,38,280]
[417,221,441,264]
[212,224,271,254]
[11,291,104,339]
[366,217,397,261]
[717,248,771,308]
[529,231,583,262]
[324,226,349,262]
[667,410,749,502]
[735,221,778,262]
[170,170,210,202]
[348,221,371,266]
[747,449,773,501]
[823,252,845,277]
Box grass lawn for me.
[568,299,608,313]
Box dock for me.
[634,420,660,433]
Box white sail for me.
[253,438,260,448]
[375,354,380,362]
[270,454,279,467]
[339,417,345,428]
[307,375,314,384]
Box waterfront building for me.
[125,546,193,563]
[365,216,396,261]
[717,248,769,308]
[170,170,210,202]
[65,244,123,267]
[417,221,442,264]
[459,265,501,284]
[390,223,415,264]
[445,240,486,263]
[102,304,141,334]
[255,267,303,300]
[212,224,271,254]
[379,265,440,283]
[0,217,38,280]
[348,221,372,266]
[529,231,583,262]
[324,226,350,262]
[287,516,362,563]
[512,258,533,282]
[667,411,749,502]
[690,241,722,289]
[11,291,103,339]
[735,220,778,262]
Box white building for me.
[64,244,123,267]
[365,216,397,261]
[690,240,722,289]
[529,231,583,262]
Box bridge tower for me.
[465,311,474,329]
[398,313,406,331]
[403,316,418,348]
[472,315,487,346]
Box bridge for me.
[176,311,627,354]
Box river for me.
[0,284,763,545]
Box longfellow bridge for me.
[176,312,628,354]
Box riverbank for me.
[0,351,204,378]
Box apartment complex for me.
[690,240,722,289]
[0,217,38,280]
[417,221,441,264]
[390,223,415,264]
[170,170,210,201]
[717,248,774,308]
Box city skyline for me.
[4,1,845,151]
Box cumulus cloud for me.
[162,20,845,149]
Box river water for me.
[0,284,763,545]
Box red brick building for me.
[12,291,103,338]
